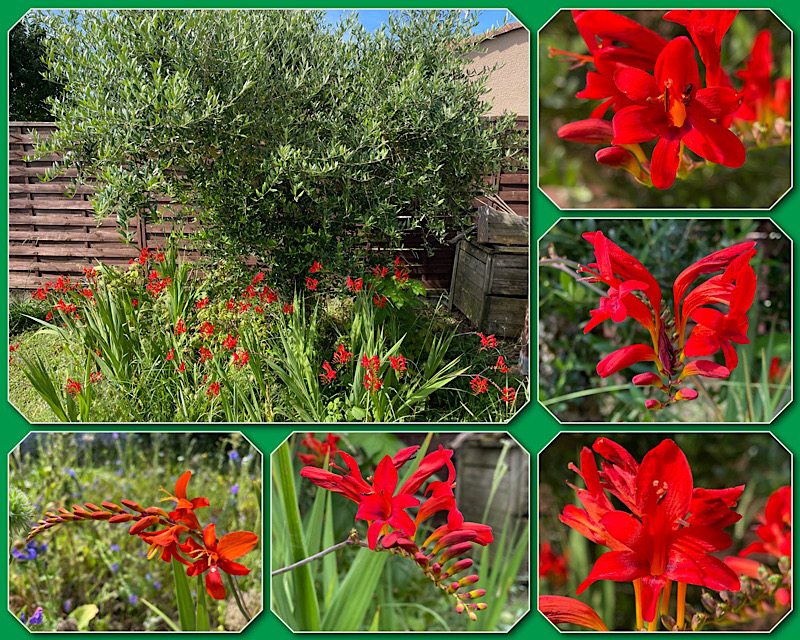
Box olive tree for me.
[34,9,519,282]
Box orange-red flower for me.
[159,471,210,531]
[183,524,258,599]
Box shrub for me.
[32,9,519,284]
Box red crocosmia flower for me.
[500,387,516,404]
[66,378,82,395]
[309,260,322,273]
[233,350,249,367]
[557,118,614,144]
[373,294,387,307]
[346,276,363,292]
[182,523,258,600]
[282,303,293,314]
[394,267,409,284]
[199,347,213,363]
[166,348,175,362]
[494,356,509,372]
[574,440,740,625]
[356,456,420,550]
[252,271,265,285]
[584,280,650,334]
[131,299,137,307]
[539,542,569,586]
[319,361,337,384]
[200,321,214,337]
[306,277,318,291]
[174,319,187,335]
[178,362,186,373]
[477,333,497,351]
[613,36,745,189]
[470,375,488,394]
[207,382,220,397]
[196,297,209,309]
[139,523,191,564]
[159,470,210,531]
[539,595,609,631]
[222,334,237,350]
[739,485,791,559]
[735,30,790,125]
[389,355,407,374]
[226,298,236,310]
[333,344,353,366]
[683,266,756,371]
[663,10,739,88]
[687,486,745,530]
[372,265,388,278]
[298,433,341,467]
[363,371,382,393]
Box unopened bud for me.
[596,145,651,185]
[101,502,124,513]
[439,542,472,564]
[467,610,477,621]
[701,592,716,612]
[675,388,699,401]
[557,119,614,144]
[129,515,159,535]
[84,503,102,512]
[778,556,790,575]
[121,500,146,513]
[691,613,707,631]
[443,558,473,578]
[432,530,477,555]
[90,511,114,520]
[145,506,170,518]
[645,399,663,410]
[458,574,480,588]
[661,614,676,630]
[632,372,665,389]
[109,513,135,523]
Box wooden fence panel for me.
[9,120,528,291]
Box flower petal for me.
[683,115,746,167]
[539,595,609,631]
[614,67,660,103]
[650,136,682,189]
[576,550,649,594]
[612,105,664,144]
[217,530,259,561]
[596,344,657,378]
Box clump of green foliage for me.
[33,9,519,284]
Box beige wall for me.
[466,24,530,118]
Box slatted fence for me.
[9,119,528,291]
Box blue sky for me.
[324,9,516,35]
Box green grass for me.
[9,329,69,422]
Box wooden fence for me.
[9,119,528,291]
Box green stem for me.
[225,573,251,622]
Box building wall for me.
[466,24,530,118]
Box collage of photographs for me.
[2,4,795,639]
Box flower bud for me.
[145,506,170,518]
[645,399,663,410]
[121,500,146,513]
[432,530,477,555]
[129,515,159,535]
[443,558,473,578]
[675,388,699,401]
[632,372,665,389]
[596,145,652,185]
[439,542,473,564]
[557,118,614,144]
[109,513,135,523]
[101,502,124,513]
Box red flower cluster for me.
[27,471,258,601]
[297,433,341,467]
[301,444,492,620]
[580,231,757,409]
[561,437,742,628]
[539,541,568,586]
[222,334,238,350]
[362,355,382,392]
[552,10,767,189]
[65,378,82,396]
[319,361,337,384]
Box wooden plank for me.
[9,213,121,227]
[9,230,126,242]
[476,206,528,245]
[12,245,146,258]
[9,183,95,195]
[9,198,95,210]
[499,172,529,185]
[483,296,527,337]
[9,166,78,178]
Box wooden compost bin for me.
[449,208,528,337]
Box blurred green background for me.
[538,219,791,422]
[539,432,791,631]
[9,432,262,631]
[539,10,791,208]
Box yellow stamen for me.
[677,582,687,630]
[146,543,161,560]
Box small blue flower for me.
[63,599,72,614]
[67,469,76,478]
[19,611,25,624]
[228,450,240,461]
[28,607,44,625]
[230,484,239,495]
[153,580,162,590]
[128,594,138,605]
[110,544,120,552]
[112,432,119,439]
[110,563,120,573]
